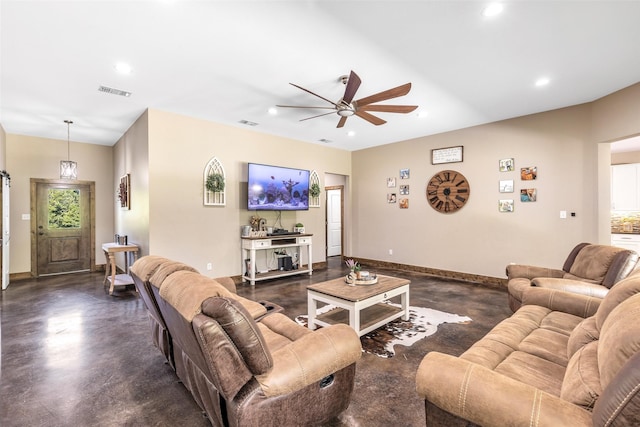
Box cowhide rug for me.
[295,303,472,358]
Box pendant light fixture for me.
[60,119,77,179]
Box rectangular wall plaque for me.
[431,146,463,165]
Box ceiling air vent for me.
[318,138,332,143]
[98,85,132,97]
[238,119,258,126]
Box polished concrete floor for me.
[1,258,512,426]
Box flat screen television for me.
[247,163,310,211]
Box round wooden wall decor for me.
[426,170,470,213]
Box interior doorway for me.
[30,179,96,276]
[326,186,344,258]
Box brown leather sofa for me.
[507,242,638,312]
[131,256,362,427]
[416,268,640,426]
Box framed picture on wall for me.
[387,177,396,188]
[520,188,537,202]
[499,158,515,172]
[499,180,514,193]
[400,168,410,179]
[387,193,397,203]
[400,185,410,195]
[521,166,537,180]
[499,199,514,212]
[118,174,130,210]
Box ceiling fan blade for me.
[355,110,387,126]
[290,83,339,107]
[277,105,336,110]
[355,82,412,107]
[337,116,348,128]
[358,104,418,114]
[300,111,337,122]
[342,70,362,104]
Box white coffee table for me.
[307,275,410,337]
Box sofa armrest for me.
[416,352,592,426]
[256,324,361,397]
[521,286,601,318]
[531,277,609,299]
[506,264,564,280]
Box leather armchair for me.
[507,242,638,312]
[133,256,361,426]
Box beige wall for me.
[6,134,113,273]
[113,110,150,258]
[0,124,6,169]
[353,104,597,278]
[114,109,351,277]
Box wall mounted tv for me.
[248,163,310,211]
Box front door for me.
[32,179,94,276]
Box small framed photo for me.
[400,168,410,179]
[118,174,130,210]
[499,180,514,193]
[399,198,409,209]
[387,177,396,188]
[387,193,397,203]
[520,188,537,202]
[400,185,410,195]
[499,199,514,212]
[521,166,537,180]
[499,158,515,172]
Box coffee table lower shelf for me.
[314,303,404,336]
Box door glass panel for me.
[48,189,81,229]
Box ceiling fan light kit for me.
[277,70,418,128]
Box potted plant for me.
[309,183,321,198]
[345,258,362,278]
[206,173,225,193]
[294,222,305,233]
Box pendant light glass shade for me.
[60,120,77,179]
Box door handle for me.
[38,232,44,236]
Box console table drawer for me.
[297,237,311,245]
[253,239,271,248]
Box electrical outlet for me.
[389,249,393,255]
[560,211,567,219]
[206,263,212,271]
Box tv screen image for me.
[248,163,310,211]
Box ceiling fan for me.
[277,70,418,128]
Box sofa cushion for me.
[598,293,640,387]
[201,297,272,375]
[567,316,599,359]
[149,260,198,289]
[561,341,601,409]
[519,328,570,367]
[494,351,565,396]
[565,245,623,285]
[595,268,640,330]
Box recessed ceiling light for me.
[417,111,429,118]
[347,131,356,137]
[535,77,550,87]
[268,107,278,115]
[482,3,504,17]
[114,62,132,75]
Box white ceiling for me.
[2,1,640,152]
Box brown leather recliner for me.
[134,257,361,426]
[131,256,283,371]
[416,268,640,426]
[507,242,638,312]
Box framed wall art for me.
[431,145,463,164]
[521,166,537,180]
[400,168,410,179]
[499,199,514,212]
[520,188,537,202]
[399,198,409,209]
[499,180,514,193]
[387,193,397,203]
[118,174,130,210]
[387,177,396,188]
[499,158,515,172]
[400,185,410,195]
